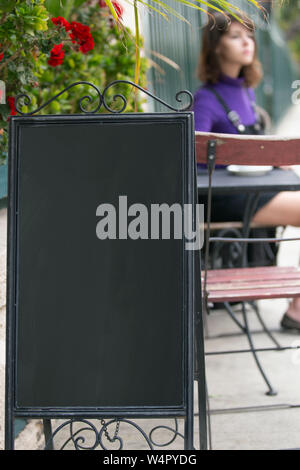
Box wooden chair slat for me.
[208,279,300,291]
[203,266,300,302]
[204,266,299,281]
[207,287,300,303]
[206,271,300,284]
[195,132,300,166]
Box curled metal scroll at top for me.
[15,81,103,116]
[101,80,194,113]
[14,80,194,116]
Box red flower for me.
[69,22,94,54]
[7,96,17,116]
[48,43,65,67]
[51,16,71,31]
[0,52,3,62]
[99,0,123,19]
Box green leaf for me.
[73,0,88,8]
[67,57,75,68]
[25,27,35,36]
[45,0,85,17]
[0,0,16,13]
[44,0,64,17]
[0,104,10,122]
[50,100,61,112]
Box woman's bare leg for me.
[252,191,300,325]
[283,297,300,322]
[252,191,300,227]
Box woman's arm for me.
[193,88,217,132]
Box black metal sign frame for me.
[5,82,205,450]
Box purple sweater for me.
[193,73,257,133]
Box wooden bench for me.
[196,131,300,396]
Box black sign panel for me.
[6,113,195,417]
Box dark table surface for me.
[197,167,300,194]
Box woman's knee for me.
[252,192,300,227]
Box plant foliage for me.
[0,0,146,164]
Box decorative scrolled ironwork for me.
[149,419,184,447]
[45,419,100,450]
[14,80,194,116]
[44,418,155,450]
[15,81,103,116]
[98,419,153,450]
[101,80,194,113]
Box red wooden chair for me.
[196,131,300,396]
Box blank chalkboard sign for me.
[6,113,195,418]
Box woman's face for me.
[216,21,255,67]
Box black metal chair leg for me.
[249,301,282,349]
[223,302,246,331]
[241,302,277,396]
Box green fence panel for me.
[143,0,298,125]
[143,3,202,112]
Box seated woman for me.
[194,11,300,331]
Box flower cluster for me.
[49,16,95,68]
[0,53,3,62]
[48,43,65,67]
[51,16,71,31]
[7,97,17,117]
[69,22,94,54]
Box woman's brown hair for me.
[197,12,263,87]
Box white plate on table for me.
[227,165,273,176]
